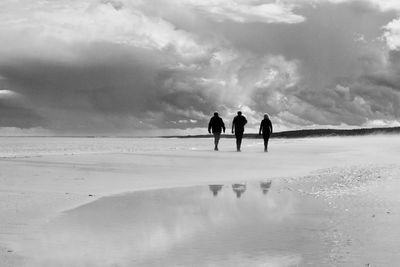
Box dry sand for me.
[1,135,400,266]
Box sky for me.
[1,0,400,135]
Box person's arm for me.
[231,118,235,133]
[259,121,262,135]
[208,119,212,133]
[221,119,226,133]
[269,120,273,134]
[243,117,247,133]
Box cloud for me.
[0,102,46,128]
[183,0,305,24]
[0,84,46,128]
[0,89,19,99]
[0,0,207,60]
[0,127,53,136]
[1,0,400,134]
[296,0,400,13]
[356,0,400,12]
[383,18,400,50]
[0,39,302,133]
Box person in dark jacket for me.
[259,114,273,152]
[231,111,247,152]
[208,112,226,151]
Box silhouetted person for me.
[231,111,247,152]
[259,114,273,152]
[208,112,226,151]
[260,181,272,195]
[209,184,223,197]
[232,183,246,198]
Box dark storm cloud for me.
[363,50,400,91]
[0,101,45,128]
[100,0,124,10]
[146,0,400,129]
[242,1,400,128]
[199,1,395,87]
[0,40,229,133]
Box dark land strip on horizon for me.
[163,126,400,139]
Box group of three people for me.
[208,111,273,152]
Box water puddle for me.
[17,180,342,266]
[13,165,400,266]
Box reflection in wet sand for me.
[260,180,272,195]
[232,183,246,198]
[209,182,272,198]
[208,184,223,197]
[6,165,400,266]
[18,181,337,267]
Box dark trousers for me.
[263,134,270,151]
[213,132,221,148]
[235,131,244,151]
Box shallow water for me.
[13,165,400,266]
[18,180,339,267]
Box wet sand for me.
[10,167,400,266]
[1,136,400,266]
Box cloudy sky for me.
[1,0,400,135]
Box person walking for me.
[231,111,247,152]
[208,112,226,151]
[259,114,273,152]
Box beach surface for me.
[1,135,400,266]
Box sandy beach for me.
[1,135,400,266]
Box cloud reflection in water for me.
[20,181,332,266]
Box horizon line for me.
[0,126,399,138]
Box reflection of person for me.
[209,184,223,197]
[259,114,273,152]
[208,112,226,151]
[232,183,246,198]
[231,111,247,152]
[260,181,272,195]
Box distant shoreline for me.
[164,126,400,139]
[0,126,399,139]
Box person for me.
[231,111,247,152]
[259,113,273,152]
[208,112,226,151]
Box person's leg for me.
[236,131,243,151]
[213,132,221,150]
[238,134,242,151]
[263,134,270,152]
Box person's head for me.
[237,111,242,116]
[264,113,269,119]
[213,111,219,117]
